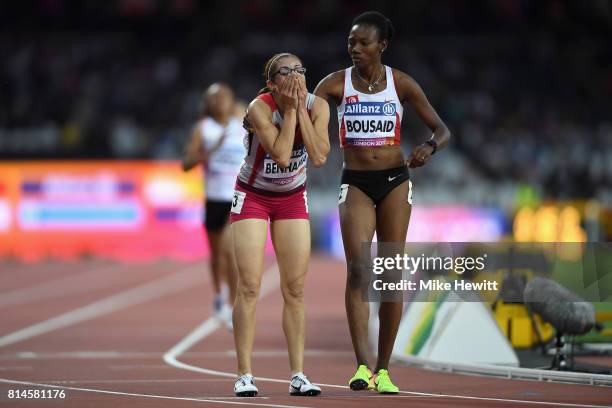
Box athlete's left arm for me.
[394,69,451,167]
[296,80,330,167]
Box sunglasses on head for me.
[272,66,307,77]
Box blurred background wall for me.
[1,0,611,261]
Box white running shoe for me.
[289,372,321,396]
[234,374,258,397]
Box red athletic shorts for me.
[229,181,309,223]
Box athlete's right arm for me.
[313,70,344,105]
[247,88,298,168]
[182,125,205,171]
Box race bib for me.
[407,180,413,205]
[262,148,307,180]
[343,101,399,146]
[338,183,349,205]
[230,190,246,214]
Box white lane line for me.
[110,365,176,370]
[163,273,611,408]
[165,354,611,408]
[163,264,280,373]
[0,263,132,309]
[0,378,308,408]
[0,349,353,360]
[0,264,204,348]
[41,379,232,384]
[349,395,446,398]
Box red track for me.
[0,256,610,407]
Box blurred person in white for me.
[182,83,245,330]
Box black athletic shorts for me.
[340,165,410,206]
[204,200,231,231]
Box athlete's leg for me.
[206,228,225,295]
[219,222,238,306]
[231,219,268,375]
[271,218,310,374]
[340,186,376,367]
[373,180,412,373]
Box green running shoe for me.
[348,365,373,391]
[374,369,399,394]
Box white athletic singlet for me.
[337,65,403,148]
[237,92,315,192]
[199,117,245,201]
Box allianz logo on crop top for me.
[344,101,397,116]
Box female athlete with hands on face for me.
[314,11,451,393]
[231,53,330,397]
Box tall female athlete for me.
[314,11,450,393]
[231,53,330,397]
[182,83,243,328]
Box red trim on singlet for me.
[248,144,266,185]
[340,70,347,148]
[340,71,346,148]
[339,115,347,147]
[257,92,276,111]
[248,93,275,186]
[341,70,346,103]
[391,70,402,146]
[393,111,401,145]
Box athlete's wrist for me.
[425,139,437,155]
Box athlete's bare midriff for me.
[343,145,405,170]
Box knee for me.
[237,280,260,301]
[281,281,304,304]
[346,261,365,290]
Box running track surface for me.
[0,256,610,408]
